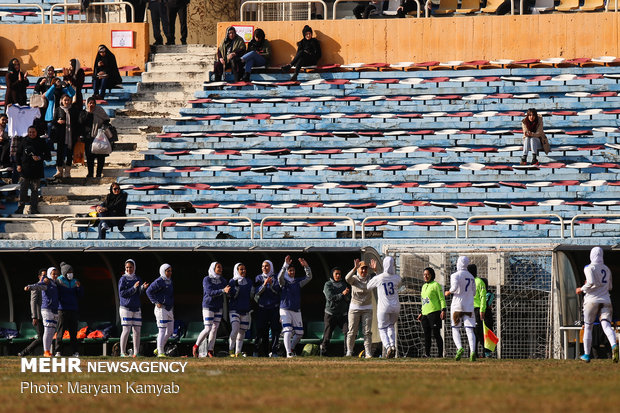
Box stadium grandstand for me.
[0,0,619,362]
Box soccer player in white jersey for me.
[445,256,477,362]
[576,247,618,363]
[367,256,401,358]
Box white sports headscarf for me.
[123,259,136,278]
[47,267,57,279]
[159,263,171,278]
[260,260,274,279]
[590,247,604,265]
[208,262,222,280]
[233,262,247,285]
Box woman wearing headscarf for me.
[367,256,402,358]
[5,58,29,108]
[93,45,122,99]
[345,258,375,358]
[52,94,79,179]
[417,267,446,358]
[213,26,246,82]
[34,65,56,95]
[227,262,253,357]
[146,263,174,357]
[253,259,282,357]
[63,59,85,108]
[96,182,128,239]
[521,108,544,165]
[240,28,271,82]
[24,267,60,357]
[281,25,321,81]
[193,262,231,358]
[445,256,476,362]
[79,96,110,178]
[118,259,149,357]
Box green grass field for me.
[1,357,618,413]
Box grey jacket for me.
[30,289,42,319]
[345,268,374,308]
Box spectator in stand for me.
[93,45,123,99]
[15,126,51,215]
[118,259,149,357]
[18,268,47,357]
[24,267,60,357]
[281,25,321,82]
[4,58,29,109]
[214,27,246,82]
[417,267,446,358]
[44,78,75,176]
[96,182,128,239]
[320,267,350,357]
[396,0,420,17]
[34,66,56,126]
[146,263,175,358]
[52,94,79,179]
[240,28,271,82]
[353,1,382,18]
[167,0,188,45]
[0,114,10,168]
[63,59,86,109]
[521,108,544,166]
[79,97,110,179]
[55,262,83,357]
[149,0,169,46]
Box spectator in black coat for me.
[214,26,246,82]
[5,58,29,108]
[52,94,80,179]
[79,97,110,179]
[15,126,51,214]
[93,45,123,99]
[63,59,86,109]
[281,25,321,82]
[96,182,128,239]
[0,114,10,168]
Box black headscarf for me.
[93,45,122,87]
[102,183,128,216]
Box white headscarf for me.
[208,262,222,280]
[233,262,247,285]
[159,263,171,279]
[123,259,136,279]
[47,267,57,279]
[260,260,274,279]
[457,256,470,271]
[377,256,396,277]
[590,247,604,265]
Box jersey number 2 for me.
[602,269,607,283]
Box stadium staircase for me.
[0,44,215,239]
[59,60,620,240]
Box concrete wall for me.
[0,23,150,74]
[218,14,620,66]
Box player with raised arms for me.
[367,256,401,358]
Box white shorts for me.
[280,309,303,335]
[450,308,475,328]
[377,311,398,329]
[229,311,250,330]
[41,309,58,328]
[584,301,613,324]
[203,308,222,327]
[120,307,142,327]
[154,306,174,329]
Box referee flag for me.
[483,322,499,352]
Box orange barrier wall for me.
[218,14,619,66]
[0,23,149,75]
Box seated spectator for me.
[241,28,271,82]
[214,26,246,82]
[281,25,321,82]
[0,114,9,168]
[354,1,382,18]
[521,108,543,166]
[79,97,111,179]
[397,0,420,17]
[96,182,127,239]
[52,94,80,179]
[63,59,85,109]
[5,58,29,108]
[15,126,51,215]
[93,45,123,99]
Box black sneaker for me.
[14,205,24,214]
[281,64,291,73]
[291,74,298,81]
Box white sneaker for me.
[287,353,295,358]
[72,353,79,357]
[55,352,61,357]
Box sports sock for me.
[236,330,246,354]
[465,327,476,354]
[132,326,141,356]
[229,320,240,352]
[120,325,131,355]
[157,328,166,354]
[291,331,302,349]
[208,322,219,351]
[583,323,593,355]
[283,331,293,354]
[601,320,617,347]
[378,327,389,349]
[195,326,210,348]
[452,326,462,350]
[43,326,55,352]
[387,325,396,348]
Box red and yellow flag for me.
[483,322,499,352]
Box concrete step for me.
[122,101,187,114]
[112,113,174,127]
[147,61,211,72]
[142,71,209,82]
[137,81,203,92]
[131,91,198,101]
[151,44,215,54]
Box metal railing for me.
[361,215,459,239]
[49,1,134,24]
[241,0,328,21]
[0,3,45,24]
[60,216,153,240]
[259,215,357,239]
[570,213,620,238]
[465,213,565,238]
[333,0,421,18]
[0,217,54,239]
[159,216,255,240]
